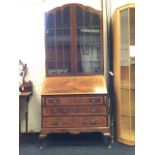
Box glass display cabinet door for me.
[129,7,135,143]
[119,7,135,145]
[45,7,72,76]
[76,6,102,74]
[120,8,131,142]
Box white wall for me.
[19,3,45,132]
[20,0,135,132]
[20,0,101,133]
[44,0,101,11]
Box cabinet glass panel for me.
[56,10,62,28]
[77,9,101,73]
[47,62,71,75]
[45,4,103,76]
[77,6,83,27]
[46,8,71,75]
[56,29,63,61]
[130,8,135,45]
[46,14,55,29]
[63,7,70,28]
[120,9,130,139]
[129,7,135,141]
[92,13,100,28]
[46,14,55,50]
[85,11,91,28]
[63,29,71,61]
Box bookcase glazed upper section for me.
[45,3,103,76]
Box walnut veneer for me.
[39,76,111,146]
[39,3,111,148]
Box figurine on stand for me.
[19,59,32,93]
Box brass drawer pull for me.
[92,109,97,113]
[90,99,96,104]
[51,99,58,105]
[53,99,57,103]
[104,96,107,102]
[91,120,97,125]
[53,109,58,113]
[53,119,58,125]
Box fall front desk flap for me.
[41,75,107,95]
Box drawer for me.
[43,116,107,128]
[43,105,106,116]
[45,97,74,106]
[44,95,106,106]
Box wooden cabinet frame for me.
[39,3,111,149]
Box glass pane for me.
[130,8,135,45]
[47,28,71,75]
[63,62,71,73]
[120,8,135,141]
[120,8,129,130]
[56,29,63,61]
[92,14,100,28]
[77,6,83,27]
[120,117,131,140]
[77,27,101,73]
[47,62,57,75]
[63,7,70,28]
[46,14,55,29]
[56,10,62,28]
[47,30,55,48]
[120,9,129,85]
[85,11,91,28]
[63,29,71,62]
[47,62,71,75]
[130,88,135,141]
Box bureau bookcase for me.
[39,3,111,147]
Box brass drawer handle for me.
[53,109,58,113]
[53,99,57,103]
[92,109,97,113]
[104,96,107,102]
[90,99,96,104]
[53,119,58,125]
[91,120,97,125]
[51,99,58,105]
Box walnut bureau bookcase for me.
[39,3,111,147]
[112,3,135,145]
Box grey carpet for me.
[19,133,135,155]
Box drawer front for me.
[43,105,106,116]
[43,116,107,128]
[44,95,106,106]
[45,97,74,106]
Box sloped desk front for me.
[39,75,111,146]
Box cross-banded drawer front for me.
[43,116,107,128]
[45,97,74,106]
[44,95,106,106]
[43,105,106,116]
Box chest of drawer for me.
[43,95,107,106]
[43,116,107,128]
[43,105,106,116]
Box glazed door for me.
[119,7,135,144]
[45,4,103,76]
[76,6,103,74]
[45,7,72,76]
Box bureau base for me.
[39,127,112,149]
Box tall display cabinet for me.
[112,3,135,145]
[39,3,111,148]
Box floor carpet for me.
[19,133,135,155]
